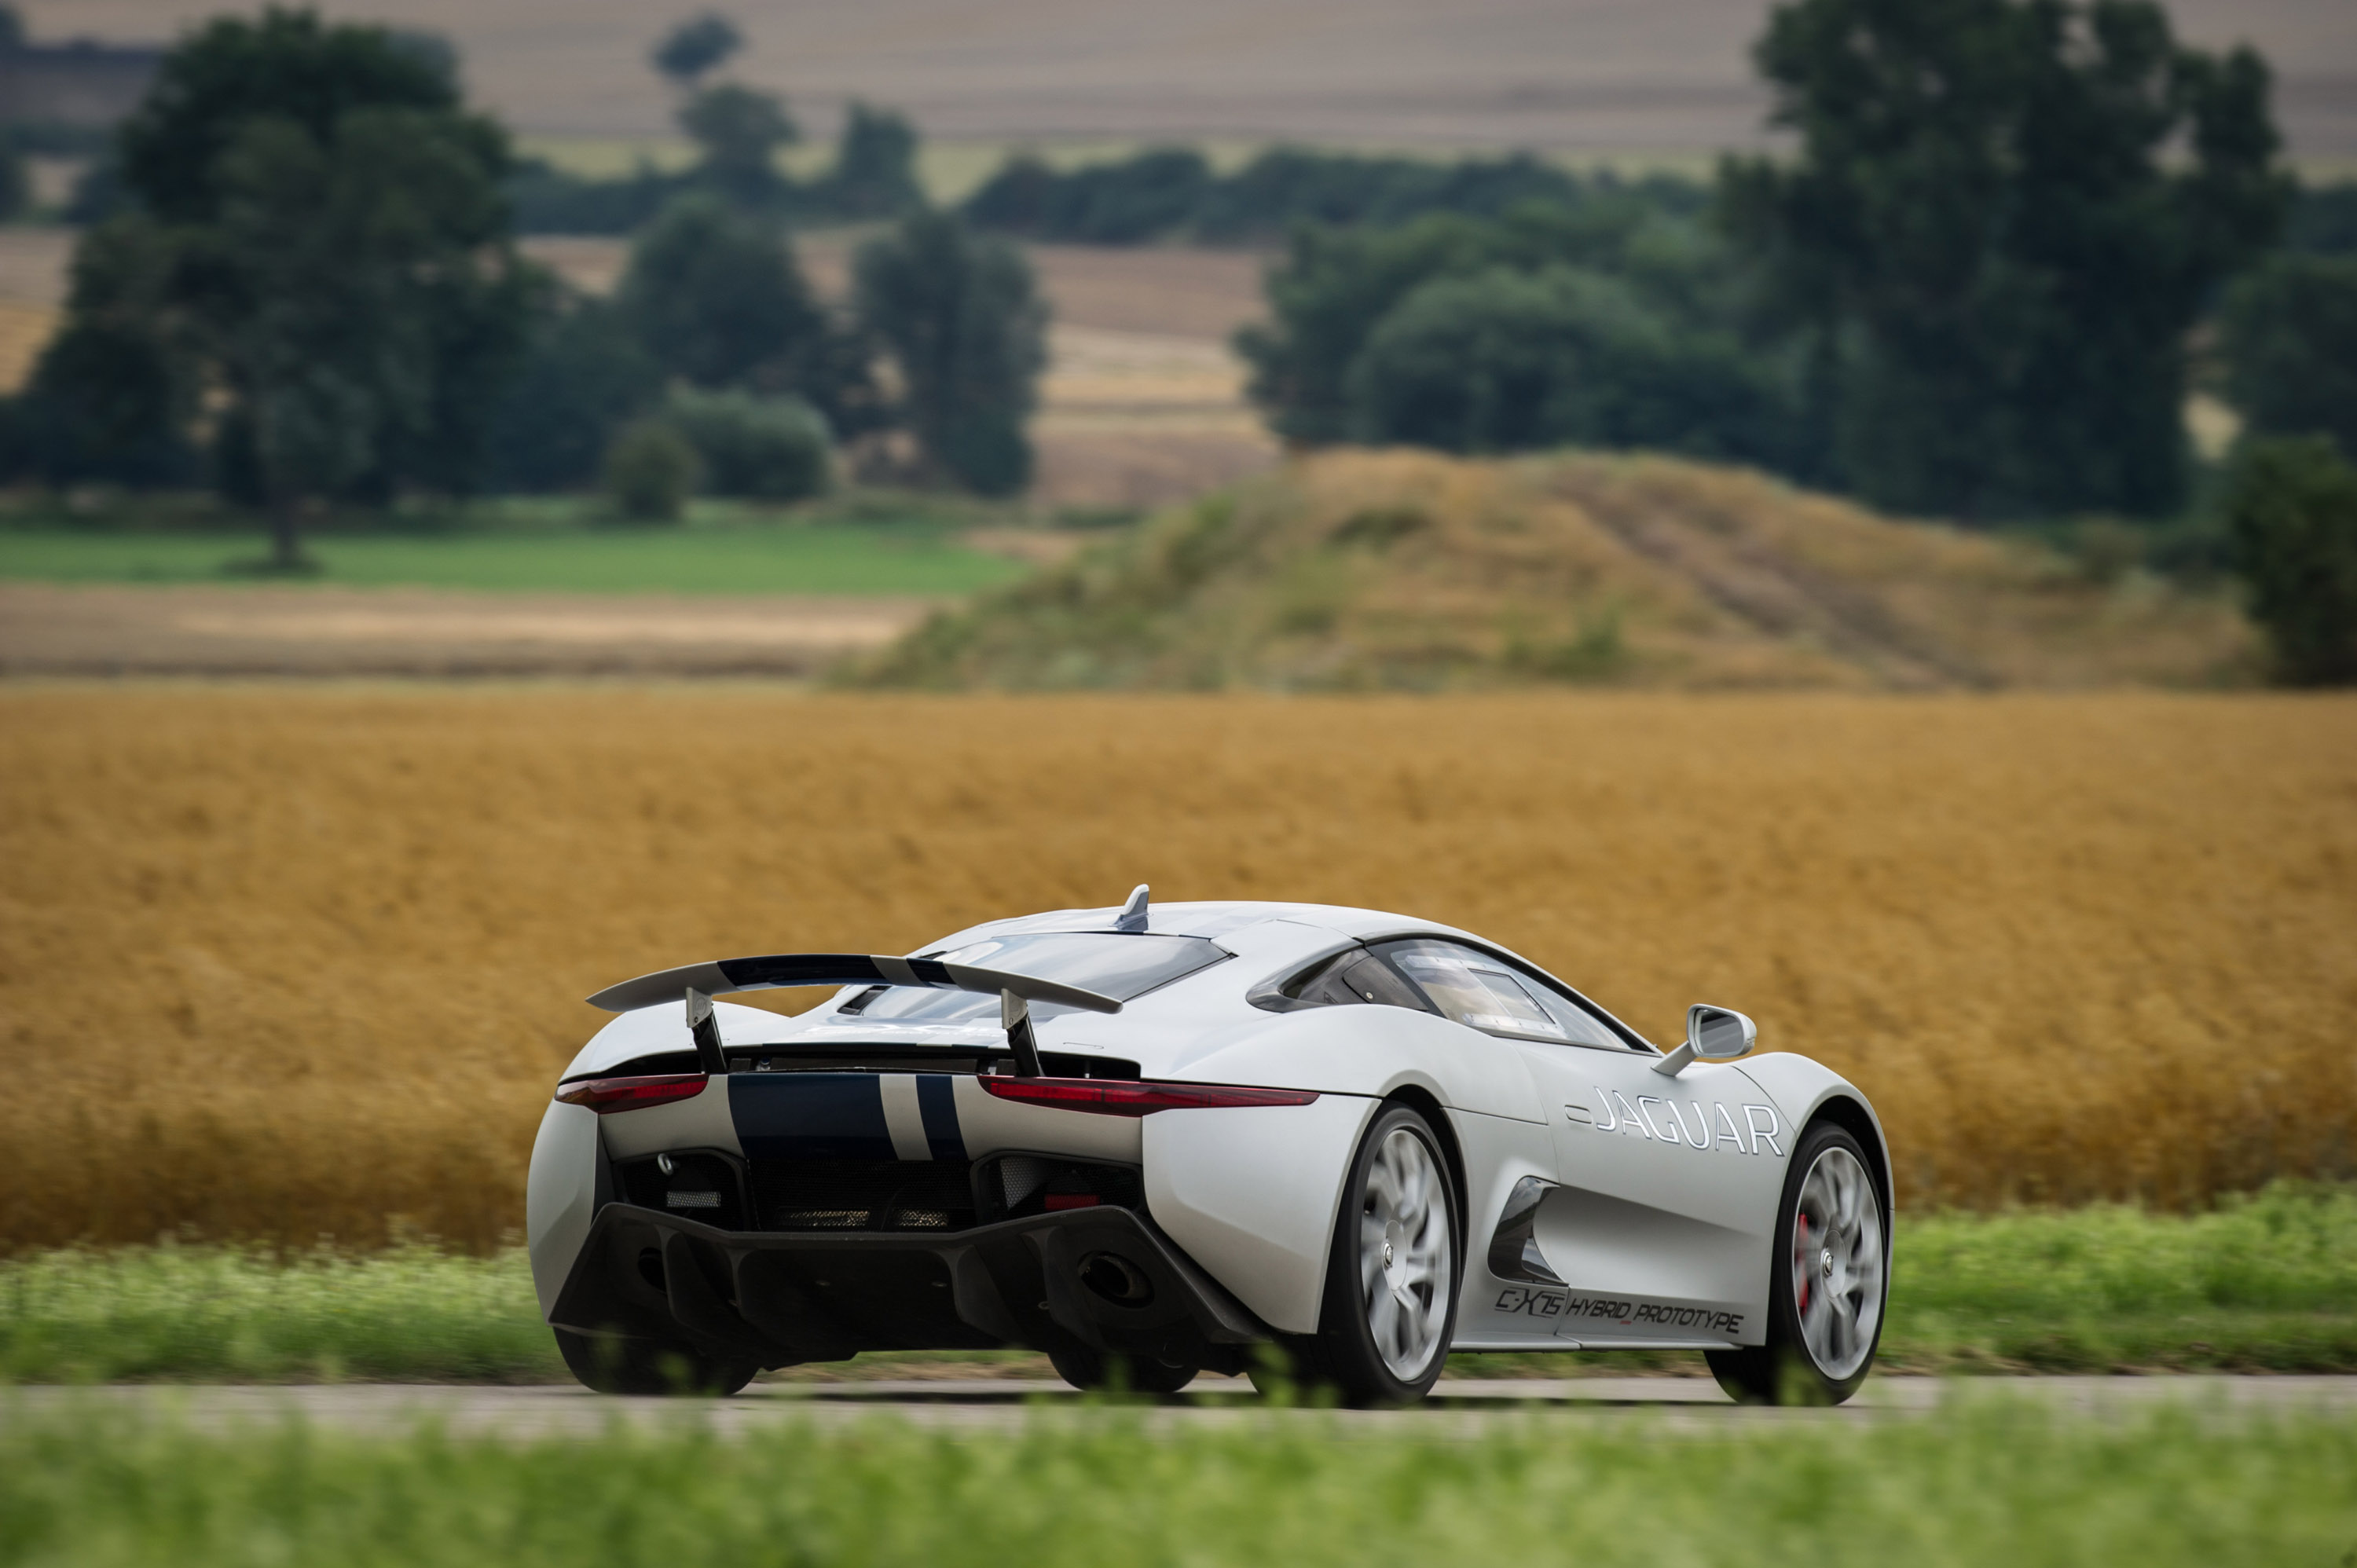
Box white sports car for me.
[528,889,1891,1405]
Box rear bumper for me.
[549,1202,1271,1374]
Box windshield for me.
[849,932,1229,1026]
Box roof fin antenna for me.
[684,987,729,1076]
[1116,883,1150,934]
[1000,988,1046,1077]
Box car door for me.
[1378,940,1787,1346]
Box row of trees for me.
[1243,0,2337,526]
[0,10,1047,565]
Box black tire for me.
[1047,1346,1200,1395]
[1706,1121,1888,1406]
[554,1328,758,1396]
[1260,1103,1461,1408]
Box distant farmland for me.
[33,0,2354,157]
[1,687,2350,1251]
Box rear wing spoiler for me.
[587,954,1118,1079]
[587,954,1123,1015]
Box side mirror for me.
[1652,1003,1758,1076]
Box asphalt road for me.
[8,1377,2353,1439]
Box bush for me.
[663,388,831,501]
[2221,436,2357,685]
[600,419,701,522]
[2218,254,2357,461]
[1345,266,1790,460]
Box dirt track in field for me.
[0,584,939,677]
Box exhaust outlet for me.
[1077,1251,1154,1307]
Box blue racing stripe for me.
[729,1074,896,1160]
[914,1074,964,1161]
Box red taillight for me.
[554,1072,709,1114]
[978,1075,1318,1116]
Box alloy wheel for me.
[1358,1125,1453,1380]
[1790,1145,1884,1379]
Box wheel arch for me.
[1802,1093,1893,1226]
[1379,1084,1470,1255]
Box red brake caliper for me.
[1794,1212,1811,1315]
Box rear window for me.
[849,932,1228,1026]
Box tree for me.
[0,132,25,222]
[678,82,794,210]
[4,218,200,486]
[855,210,1047,496]
[1236,200,1776,456]
[485,295,663,492]
[28,9,535,564]
[2218,255,2357,462]
[1344,266,1794,464]
[2221,438,2357,684]
[1722,0,2287,521]
[616,194,815,384]
[816,102,923,220]
[651,12,742,90]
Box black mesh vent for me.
[752,1158,977,1233]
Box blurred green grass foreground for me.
[3,1401,2354,1568]
[3,1184,2354,1385]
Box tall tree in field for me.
[29,9,534,566]
[1723,0,2286,520]
[651,12,742,90]
[855,211,1047,496]
[678,83,796,211]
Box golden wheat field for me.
[1,686,2352,1251]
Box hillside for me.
[852,449,2256,691]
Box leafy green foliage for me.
[962,145,1644,246]
[2220,437,2357,684]
[2219,254,2357,460]
[2289,180,2357,256]
[650,11,742,88]
[678,82,797,209]
[1722,0,2286,520]
[1238,200,1800,470]
[663,388,833,501]
[614,193,878,441]
[0,130,27,222]
[601,419,701,522]
[1346,266,1790,461]
[810,101,925,220]
[856,211,1047,496]
[5,11,534,564]
[115,8,463,226]
[965,147,1214,244]
[484,296,664,493]
[1,219,200,486]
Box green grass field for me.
[4,1186,2351,1386]
[0,522,1029,597]
[2,1399,2351,1567]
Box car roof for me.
[920,899,1490,951]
